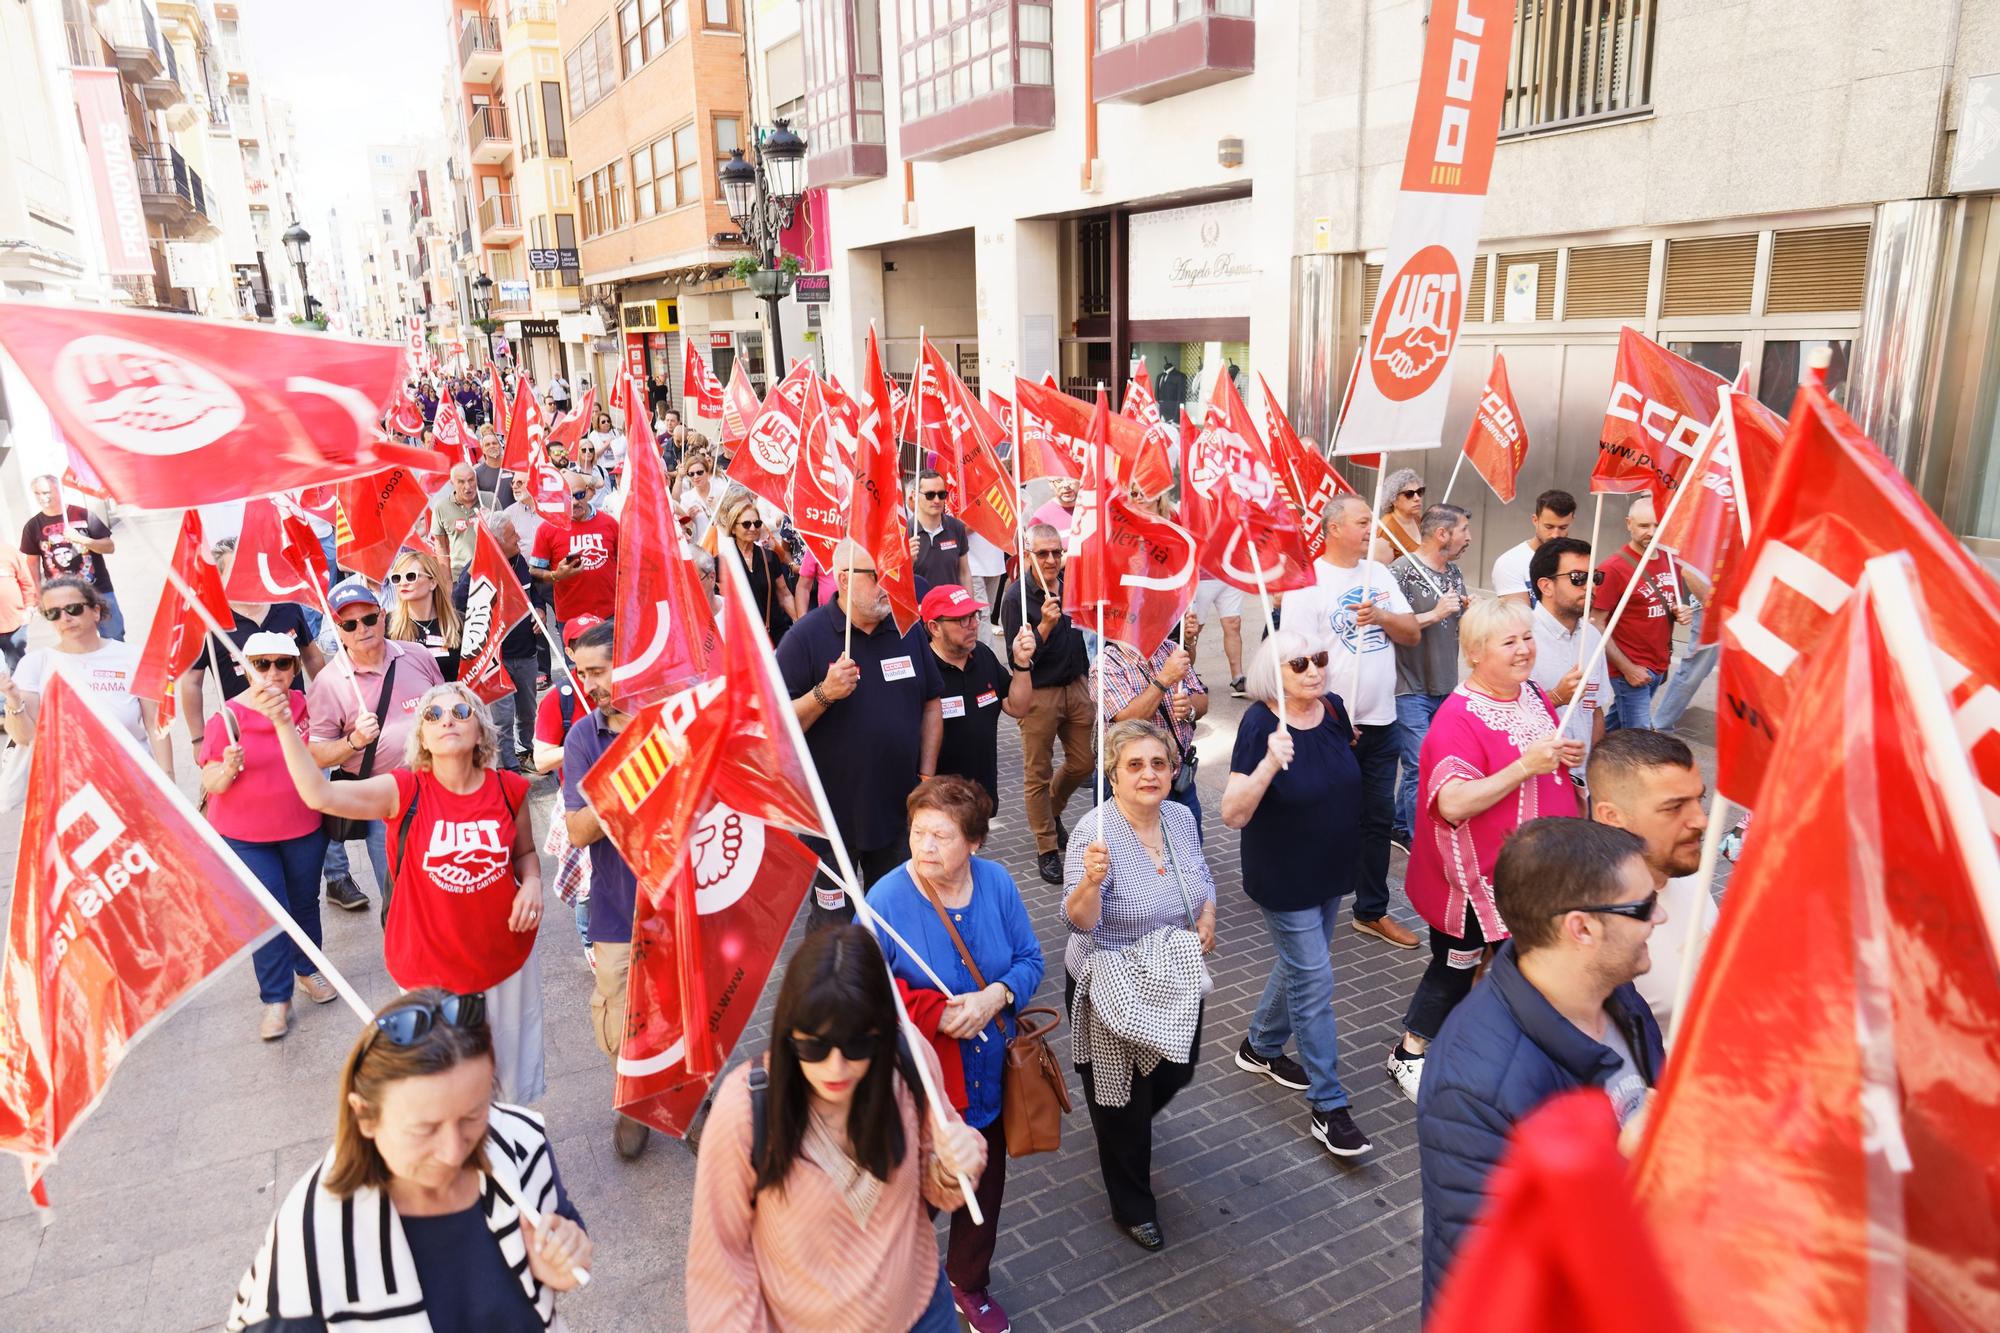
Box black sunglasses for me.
[739,517,764,530]
[372,993,485,1046]
[421,701,475,723]
[920,489,949,500]
[571,490,589,501]
[789,1031,880,1064]
[248,656,298,672]
[42,602,91,621]
[336,611,382,631]
[1285,651,1331,672]
[1400,487,1427,499]
[1554,569,1607,587]
[1556,891,1660,924]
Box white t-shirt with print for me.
[1279,557,1411,726]
[15,640,146,743]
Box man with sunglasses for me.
[1389,505,1471,850]
[922,584,1036,808]
[529,488,619,633]
[1000,522,1095,885]
[304,577,444,907]
[1591,497,1693,732]
[1416,817,1665,1313]
[1491,489,1577,606]
[908,469,973,591]
[1528,536,1610,773]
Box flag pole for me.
[1440,449,1468,508]
[909,329,927,539]
[1243,522,1286,733]
[1664,792,1731,1048]
[1587,490,1605,578]
[1011,373,1029,629]
[718,541,984,1223]
[814,856,987,1044]
[1350,455,1391,708]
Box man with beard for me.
[1585,729,1721,1030]
[557,618,652,1160]
[530,486,619,633]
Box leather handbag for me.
[914,871,1072,1158]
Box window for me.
[1096,0,1240,49]
[579,172,597,237]
[896,0,1051,124]
[619,0,667,73]
[541,83,567,156]
[714,115,741,160]
[632,143,656,218]
[555,215,579,285]
[1500,0,1655,137]
[565,21,618,116]
[609,159,626,228]
[515,85,539,160]
[705,0,731,26]
[673,124,699,204]
[667,0,688,41]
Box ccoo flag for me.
[1459,352,1530,504]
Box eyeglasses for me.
[1555,891,1660,924]
[1558,569,1608,587]
[421,700,475,723]
[372,993,485,1047]
[789,1031,880,1064]
[388,569,429,584]
[336,611,382,632]
[739,518,764,530]
[1285,651,1331,672]
[1400,487,1427,499]
[934,613,980,627]
[248,657,298,672]
[1030,548,1063,561]
[42,602,91,621]
[920,489,949,500]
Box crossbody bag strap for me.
[354,658,399,780]
[912,869,988,990]
[1156,816,1201,932]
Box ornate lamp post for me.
[718,119,808,377]
[281,219,315,321]
[473,273,495,363]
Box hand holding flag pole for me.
[1350,460,1392,708]
[813,858,988,1045]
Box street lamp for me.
[473,273,496,365]
[281,219,314,321]
[720,118,809,377]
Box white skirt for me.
[486,947,547,1105]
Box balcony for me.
[505,2,556,27]
[108,2,168,84]
[135,146,212,233]
[478,192,522,240]
[458,16,502,82]
[1093,0,1253,105]
[470,104,512,165]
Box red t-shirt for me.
[198,693,321,844]
[384,768,534,993]
[531,510,619,622]
[1592,545,1677,673]
[533,685,583,780]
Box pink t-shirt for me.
[1031,499,1074,535]
[199,693,322,843]
[305,639,446,775]
[797,550,838,608]
[1405,682,1580,941]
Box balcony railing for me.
[134,145,209,222]
[470,104,512,161]
[478,192,521,235]
[457,16,501,79]
[506,2,556,25]
[1500,0,1655,137]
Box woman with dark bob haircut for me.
[227,988,590,1331]
[864,777,1045,1332]
[687,925,988,1331]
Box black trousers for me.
[945,1119,1008,1292]
[1066,975,1203,1228]
[1402,907,1494,1040]
[803,837,906,932]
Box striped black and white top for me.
[226,1103,569,1332]
[1061,797,1217,981]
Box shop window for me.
[1666,341,1742,383]
[1757,340,1849,418]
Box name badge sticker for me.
[881,655,916,682]
[976,690,999,708]
[939,539,959,551]
[940,695,966,719]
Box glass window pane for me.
[1019,4,1051,41]
[668,0,686,40]
[952,65,969,102]
[706,0,729,25]
[952,24,968,63]
[674,123,696,167]
[990,50,1009,87]
[972,55,990,94]
[715,116,740,154]
[1020,47,1051,85]
[678,163,698,205]
[857,80,882,111]
[1151,0,1174,31]
[916,43,931,77]
[858,111,883,143]
[903,87,918,120]
[971,16,989,55]
[918,79,933,114]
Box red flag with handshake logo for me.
[457,524,534,704]
[0,305,445,507]
[0,674,276,1202]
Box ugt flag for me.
[457,524,534,705]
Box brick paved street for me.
[0,509,1721,1331]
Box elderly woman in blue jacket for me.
[1415,818,1667,1313]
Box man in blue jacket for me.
[1416,817,1667,1312]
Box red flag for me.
[1633,566,2000,1332]
[1012,376,1174,496]
[1261,372,1354,563]
[0,305,446,507]
[682,339,725,418]
[727,362,814,514]
[506,380,569,532]
[131,511,231,716]
[226,497,323,608]
[957,433,1021,554]
[1431,1091,1689,1333]
[912,339,961,484]
[432,396,475,467]
[1706,383,2000,810]
[612,376,720,709]
[1121,359,1179,469]
[1176,411,1210,538]
[387,380,426,438]
[1187,372,1317,594]
[1593,328,1729,500]
[488,363,510,435]
[334,465,435,582]
[1460,352,1530,504]
[713,549,830,835]
[918,346,1019,550]
[0,674,278,1199]
[501,374,537,471]
[1654,386,1781,601]
[456,524,534,704]
[719,362,761,447]
[858,327,920,634]
[1062,393,1198,654]
[789,374,853,571]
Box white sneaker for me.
[1385,1049,1424,1104]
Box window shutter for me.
[1661,234,1757,317]
[1465,253,1489,323]
[1562,242,1650,319]
[1495,248,1558,321]
[1764,224,1870,314]
[1361,263,1382,324]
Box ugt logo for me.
[1369,245,1462,400]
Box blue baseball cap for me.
[327,576,381,613]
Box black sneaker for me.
[1311,1107,1373,1157]
[1229,676,1247,698]
[325,875,369,912]
[1235,1038,1310,1091]
[1037,850,1064,885]
[1389,832,1412,857]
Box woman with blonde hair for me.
[674,451,725,544]
[1370,466,1428,564]
[227,988,590,1331]
[386,548,463,681]
[717,487,800,641]
[252,678,547,1103]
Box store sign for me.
[498,278,531,304]
[619,299,679,331]
[529,248,583,271]
[1128,198,1260,322]
[794,273,831,304]
[519,320,559,338]
[711,332,733,348]
[164,242,219,291]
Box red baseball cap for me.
[562,614,604,646]
[919,585,988,621]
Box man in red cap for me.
[922,584,1036,809]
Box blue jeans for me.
[1,625,26,673]
[494,652,539,761]
[1652,609,1717,731]
[1607,667,1665,733]
[226,831,330,1003]
[1248,898,1350,1113]
[97,589,126,641]
[1351,722,1399,920]
[1392,693,1445,838]
[909,1268,955,1332]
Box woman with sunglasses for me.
[1385,597,1584,1105]
[718,488,799,642]
[227,988,591,1332]
[1219,630,1375,1158]
[256,679,546,1103]
[200,632,339,1039]
[1371,466,1428,564]
[387,549,464,682]
[674,453,723,543]
[0,575,173,774]
[688,925,988,1332]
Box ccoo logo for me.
[1368,245,1462,401]
[53,334,246,455]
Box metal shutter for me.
[1465,253,1490,322]
[1495,248,1558,321]
[1661,234,1757,317]
[1361,263,1382,324]
[1764,224,1870,314]
[1562,241,1651,319]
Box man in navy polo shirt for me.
[921,583,1036,809]
[558,619,652,1162]
[777,538,944,926]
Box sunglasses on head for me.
[789,1031,880,1064]
[372,993,485,1047]
[1559,570,1607,587]
[1400,487,1427,499]
[421,700,475,723]
[1285,651,1331,672]
[920,489,948,500]
[388,569,428,584]
[1555,891,1660,924]
[336,610,382,632]
[248,656,297,672]
[42,602,91,621]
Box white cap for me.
[241,631,301,660]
